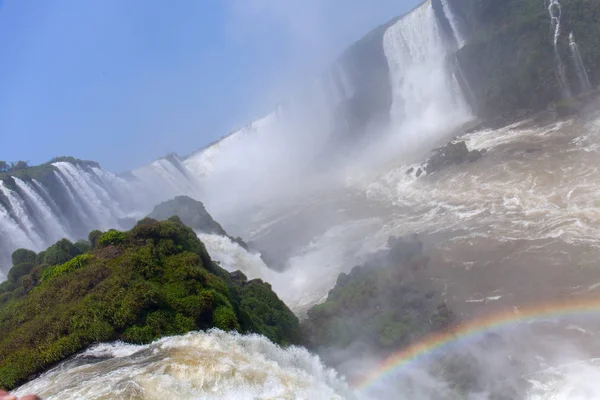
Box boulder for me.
[425,141,483,174]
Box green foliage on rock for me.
[97,230,125,247]
[10,249,36,266]
[0,218,298,390]
[304,235,455,360]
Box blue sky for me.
[0,0,418,172]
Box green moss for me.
[0,218,298,390]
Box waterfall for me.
[547,0,572,98]
[0,180,44,248]
[0,201,36,270]
[13,177,69,241]
[52,162,122,230]
[53,170,95,228]
[569,32,593,93]
[382,0,471,148]
[440,0,466,48]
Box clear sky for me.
[0,0,419,172]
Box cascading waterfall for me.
[12,177,69,241]
[0,202,36,268]
[0,180,44,248]
[569,32,593,93]
[53,170,96,228]
[547,0,572,98]
[382,0,471,152]
[52,162,125,230]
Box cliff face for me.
[450,0,600,122]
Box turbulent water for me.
[14,331,354,400]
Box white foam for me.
[15,330,354,400]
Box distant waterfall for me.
[569,32,593,93]
[547,0,572,98]
[383,0,471,146]
[0,157,208,278]
[0,180,44,247]
[13,177,69,240]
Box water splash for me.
[569,32,593,93]
[14,330,355,400]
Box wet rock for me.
[425,141,484,174]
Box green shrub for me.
[44,239,80,266]
[7,263,35,283]
[35,251,46,265]
[88,230,102,248]
[10,249,36,266]
[0,280,16,294]
[98,230,125,247]
[74,240,92,254]
[212,306,240,331]
[41,254,94,283]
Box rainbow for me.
[354,298,600,390]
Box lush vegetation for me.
[0,217,298,390]
[303,235,455,361]
[451,0,600,123]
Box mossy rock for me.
[0,218,298,390]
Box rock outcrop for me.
[425,141,484,174]
[303,234,455,366]
[0,217,299,390]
